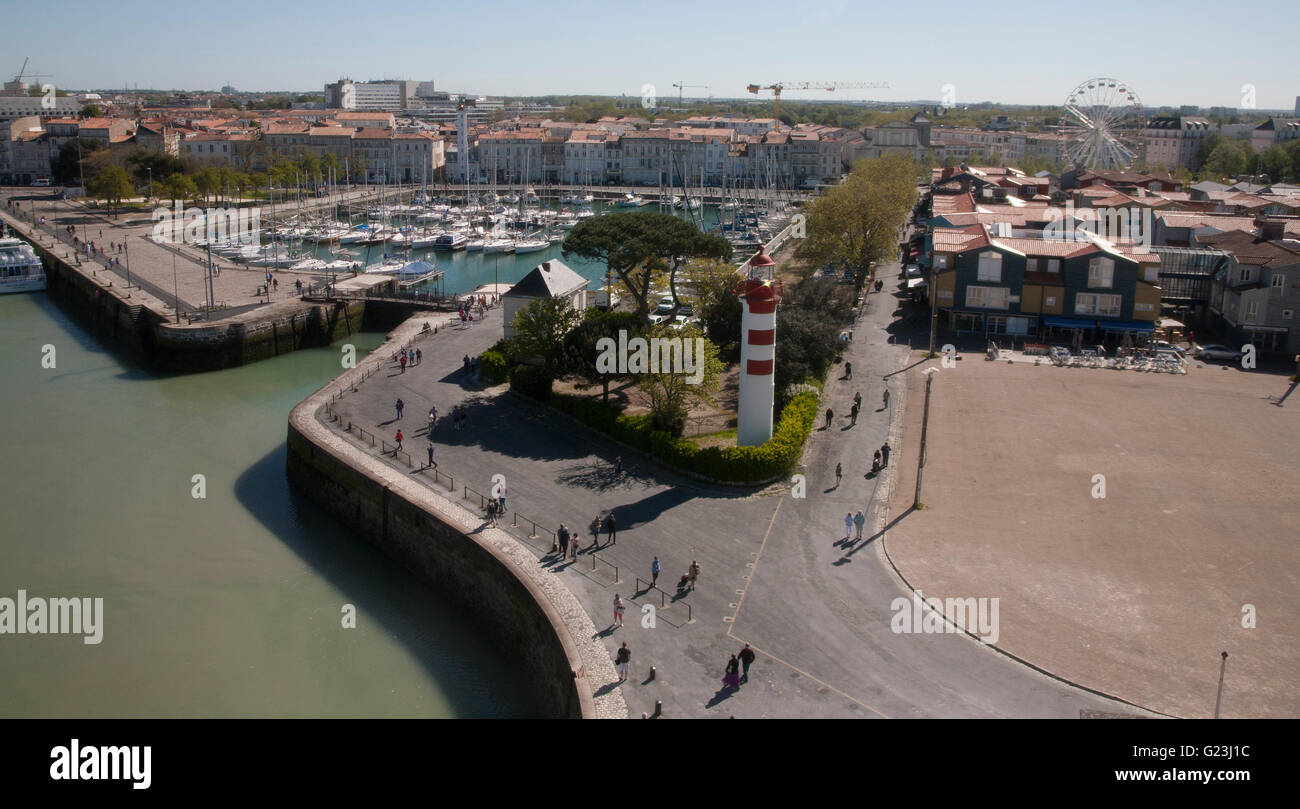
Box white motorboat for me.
[483,238,515,253]
[434,232,468,250]
[513,237,550,253]
[0,237,45,293]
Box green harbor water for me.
[0,293,537,717]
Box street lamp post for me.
[147,167,153,203]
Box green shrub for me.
[509,363,553,401]
[548,390,819,483]
[478,349,509,384]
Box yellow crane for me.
[746,81,888,120]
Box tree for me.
[564,309,644,402]
[127,150,185,188]
[1259,145,1291,184]
[52,138,105,185]
[562,212,731,316]
[510,296,585,384]
[795,154,917,290]
[1204,141,1249,179]
[193,166,222,204]
[161,173,198,206]
[681,257,743,357]
[773,277,855,394]
[636,324,723,434]
[88,166,134,217]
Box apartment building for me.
[1203,223,1300,353]
[1143,116,1211,171]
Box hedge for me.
[546,390,820,484]
[479,349,510,384]
[509,364,553,401]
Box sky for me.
[11,0,1300,110]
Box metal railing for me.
[634,577,694,623]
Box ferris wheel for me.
[1059,78,1145,171]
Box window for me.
[1047,258,1060,274]
[1284,309,1294,320]
[1088,257,1114,288]
[1076,293,1122,316]
[1045,295,1057,307]
[977,252,1003,282]
[1134,302,1154,312]
[1273,274,1286,293]
[1144,267,1158,283]
[1239,268,1251,282]
[1245,301,1258,322]
[966,285,1008,309]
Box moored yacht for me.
[0,236,45,294]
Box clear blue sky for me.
[12,0,1300,110]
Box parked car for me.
[1196,344,1243,361]
[654,296,675,315]
[31,177,51,187]
[1149,340,1186,358]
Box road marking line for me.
[727,496,891,718]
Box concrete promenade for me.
[312,262,1154,718]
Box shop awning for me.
[1042,316,1097,329]
[1098,320,1155,333]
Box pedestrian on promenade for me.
[615,642,631,682]
[845,361,853,380]
[651,556,661,586]
[557,524,569,557]
[273,278,279,291]
[872,450,882,475]
[835,463,843,486]
[613,594,625,627]
[605,512,617,545]
[416,348,422,366]
[395,429,403,452]
[497,484,507,514]
[825,408,834,429]
[722,655,742,690]
[395,398,404,420]
[854,391,862,409]
[882,388,890,409]
[400,353,407,373]
[427,442,436,468]
[738,644,756,683]
[844,512,854,539]
[850,402,859,426]
[688,560,700,589]
[590,514,602,543]
[853,510,866,540]
[880,443,891,468]
[462,354,470,374]
[614,456,623,476]
[428,405,438,428]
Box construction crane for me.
[746,81,888,120]
[672,81,710,106]
[10,57,51,95]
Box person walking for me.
[557,523,569,557]
[853,510,866,540]
[614,456,623,476]
[872,449,882,475]
[426,442,436,468]
[590,514,602,546]
[738,644,756,683]
[825,408,834,429]
[854,391,862,410]
[880,442,891,468]
[395,398,404,420]
[651,556,661,587]
[497,484,507,515]
[605,512,617,545]
[850,402,859,426]
[615,642,631,682]
[613,594,625,628]
[463,354,470,374]
[722,654,742,690]
[882,388,890,409]
[416,348,422,366]
[399,353,407,373]
[845,361,853,380]
[688,560,700,589]
[394,429,404,452]
[835,462,843,486]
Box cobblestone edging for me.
[289,319,627,719]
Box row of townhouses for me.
[913,165,1300,354]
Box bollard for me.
[652,700,662,718]
[648,666,655,682]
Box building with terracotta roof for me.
[1202,224,1300,352]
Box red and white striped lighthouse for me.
[735,247,783,447]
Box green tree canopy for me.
[510,296,585,384]
[88,166,135,217]
[562,211,732,316]
[51,138,105,185]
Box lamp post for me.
[172,248,180,323]
[147,167,153,203]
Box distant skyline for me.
[12,0,1300,111]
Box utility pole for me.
[913,371,934,509]
[1213,651,1228,719]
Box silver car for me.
[1196,344,1243,361]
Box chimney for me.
[1257,217,1286,241]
